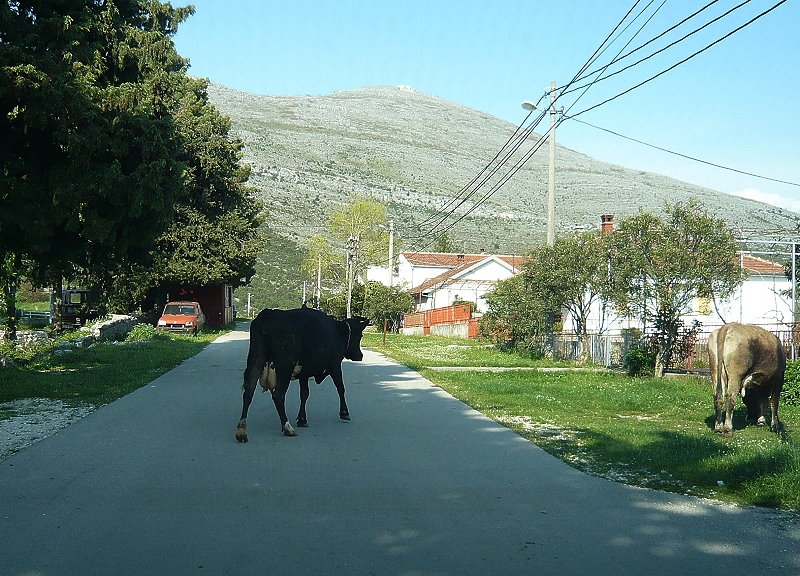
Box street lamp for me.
[522,81,560,246]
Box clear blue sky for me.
[172,1,800,214]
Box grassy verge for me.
[0,327,228,407]
[363,331,800,511]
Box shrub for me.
[783,360,800,406]
[125,323,161,342]
[624,346,656,377]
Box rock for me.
[16,331,50,347]
[89,315,138,341]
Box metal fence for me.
[550,333,635,368]
[17,309,51,325]
[552,324,800,369]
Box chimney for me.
[601,214,614,234]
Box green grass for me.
[0,328,226,407]
[363,332,800,511]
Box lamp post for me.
[523,81,560,246]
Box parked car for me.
[157,301,206,335]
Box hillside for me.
[205,82,800,308]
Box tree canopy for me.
[521,230,614,362]
[607,200,746,375]
[0,1,263,333]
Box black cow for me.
[236,307,370,442]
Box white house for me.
[692,254,792,329]
[367,242,793,335]
[572,253,793,335]
[367,252,525,313]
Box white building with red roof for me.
[368,241,792,334]
[368,251,525,313]
[695,254,792,328]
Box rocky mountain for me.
[205,82,800,308]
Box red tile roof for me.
[403,252,783,297]
[405,253,526,294]
[741,254,785,275]
[402,252,526,270]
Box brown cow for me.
[708,322,785,436]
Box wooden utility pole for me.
[316,255,322,309]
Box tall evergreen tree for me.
[1,2,263,324]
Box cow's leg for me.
[297,377,310,427]
[713,368,728,433]
[769,385,782,433]
[271,370,297,436]
[330,364,350,421]
[723,384,738,436]
[237,348,264,443]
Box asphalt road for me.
[2,324,799,576]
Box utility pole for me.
[388,219,395,287]
[546,80,556,246]
[346,235,359,318]
[316,254,322,309]
[522,81,561,246]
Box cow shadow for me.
[703,406,750,433]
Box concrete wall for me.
[430,322,470,338]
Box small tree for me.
[609,200,746,377]
[327,196,391,316]
[362,281,415,332]
[480,275,549,356]
[434,232,457,253]
[522,230,614,362]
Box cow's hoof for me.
[340,411,351,421]
[296,418,308,428]
[236,421,248,443]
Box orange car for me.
[157,301,206,335]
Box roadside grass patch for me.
[0,327,226,407]
[366,332,800,511]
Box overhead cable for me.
[570,116,800,188]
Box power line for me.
[569,116,800,188]
[567,0,729,92]
[410,1,658,250]
[408,0,790,253]
[568,0,788,119]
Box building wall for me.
[691,274,793,328]
[418,260,517,313]
[566,273,793,335]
